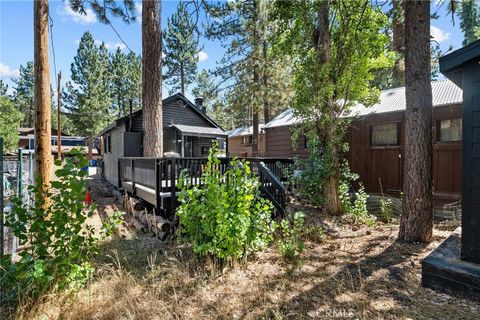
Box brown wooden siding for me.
[265,126,310,159]
[264,104,462,204]
[228,134,266,157]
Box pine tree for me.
[206,0,293,151]
[0,80,9,96]
[13,61,35,127]
[399,0,433,243]
[142,0,163,157]
[108,48,142,117]
[0,96,23,152]
[125,51,142,111]
[458,0,480,46]
[63,32,111,159]
[109,47,130,117]
[192,70,229,127]
[163,1,199,95]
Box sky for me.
[0,0,467,101]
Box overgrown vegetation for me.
[176,142,276,260]
[276,211,305,262]
[0,150,121,301]
[379,197,394,223]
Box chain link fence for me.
[1,145,34,260]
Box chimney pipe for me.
[195,97,206,113]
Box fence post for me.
[17,148,23,199]
[0,137,3,258]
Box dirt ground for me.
[16,176,480,320]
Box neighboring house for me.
[227,125,266,157]
[19,127,91,156]
[18,127,64,149]
[262,79,463,205]
[98,93,227,186]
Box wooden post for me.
[57,71,62,161]
[34,0,53,200]
[170,158,176,217]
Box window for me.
[370,123,400,146]
[242,135,253,145]
[438,118,462,142]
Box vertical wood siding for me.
[264,104,462,203]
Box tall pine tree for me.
[206,0,293,152]
[13,61,35,127]
[458,0,480,45]
[64,32,111,159]
[163,1,199,95]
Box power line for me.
[107,21,173,94]
[48,13,58,91]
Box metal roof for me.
[171,124,227,137]
[226,125,264,138]
[263,80,462,129]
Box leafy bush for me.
[339,164,376,226]
[379,198,394,223]
[291,139,332,206]
[176,142,276,260]
[276,211,305,261]
[0,150,119,298]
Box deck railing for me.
[118,157,293,217]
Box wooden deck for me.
[118,157,293,218]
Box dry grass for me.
[5,178,480,319]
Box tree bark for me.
[262,40,269,124]
[314,1,342,216]
[34,0,52,199]
[180,62,185,95]
[392,0,405,87]
[252,0,259,157]
[399,0,433,243]
[87,135,93,160]
[142,0,163,157]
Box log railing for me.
[118,157,293,217]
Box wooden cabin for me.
[262,80,463,205]
[227,125,266,157]
[98,93,227,186]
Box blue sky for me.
[0,0,466,100]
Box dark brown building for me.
[262,80,463,205]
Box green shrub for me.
[339,164,376,226]
[276,211,305,261]
[0,150,119,298]
[291,139,331,206]
[379,197,394,223]
[176,142,276,260]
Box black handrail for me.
[117,157,292,217]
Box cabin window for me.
[370,123,400,146]
[438,118,462,142]
[242,135,253,145]
[104,135,112,153]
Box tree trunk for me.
[399,0,433,243]
[314,1,342,216]
[142,0,163,157]
[251,0,260,157]
[88,135,93,160]
[392,0,405,87]
[34,0,52,199]
[262,40,269,124]
[180,62,185,95]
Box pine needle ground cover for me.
[5,177,479,320]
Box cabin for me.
[227,125,266,157]
[98,93,228,186]
[262,79,463,206]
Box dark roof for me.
[98,93,224,136]
[440,39,480,86]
